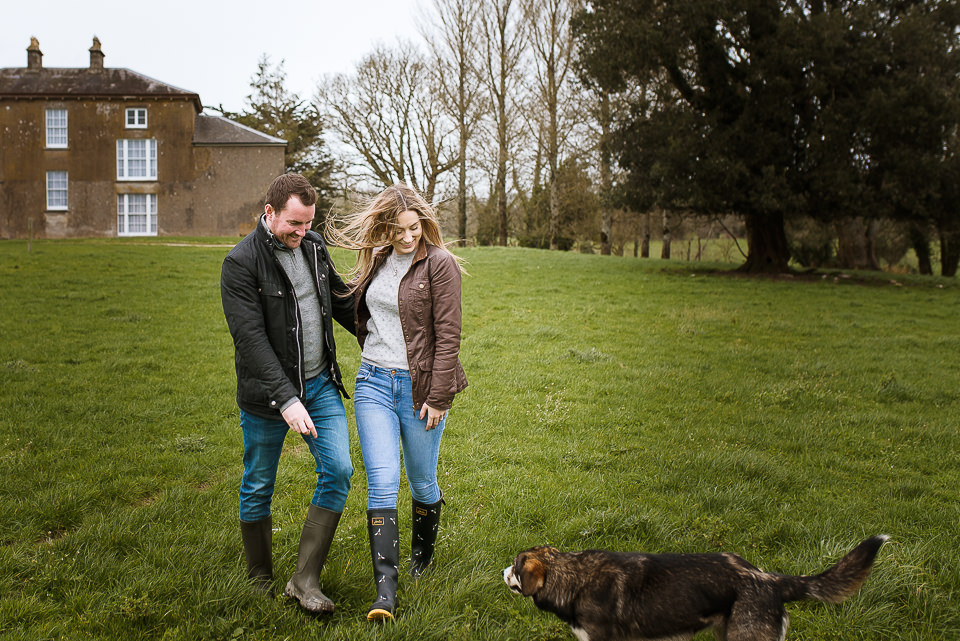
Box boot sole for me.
[367,608,395,622]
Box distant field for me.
[0,239,957,640]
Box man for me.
[220,173,355,614]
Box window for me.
[126,108,147,128]
[46,171,68,210]
[116,139,158,180]
[117,193,157,236]
[46,109,68,148]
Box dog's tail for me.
[778,535,889,604]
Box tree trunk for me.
[601,210,613,256]
[641,211,650,258]
[599,91,613,256]
[835,217,879,271]
[458,123,468,242]
[548,178,560,250]
[660,209,671,259]
[739,211,792,273]
[497,168,508,246]
[939,221,960,277]
[909,221,933,275]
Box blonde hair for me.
[325,183,465,290]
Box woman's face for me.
[391,209,422,255]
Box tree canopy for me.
[573,0,960,273]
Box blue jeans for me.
[354,363,445,509]
[239,373,353,522]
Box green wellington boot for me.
[240,516,273,594]
[284,505,342,614]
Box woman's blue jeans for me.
[239,372,353,522]
[354,363,445,509]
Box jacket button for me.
[270,400,277,407]
[419,284,424,289]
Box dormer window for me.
[126,108,147,129]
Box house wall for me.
[180,145,284,237]
[0,98,283,239]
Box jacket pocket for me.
[410,279,430,316]
[258,280,286,298]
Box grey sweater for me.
[361,249,416,370]
[264,218,329,410]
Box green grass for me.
[1,239,958,640]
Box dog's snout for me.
[503,565,523,593]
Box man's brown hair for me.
[264,173,317,212]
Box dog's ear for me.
[519,555,546,597]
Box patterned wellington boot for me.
[366,508,399,621]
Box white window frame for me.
[46,171,68,210]
[125,108,148,129]
[116,139,158,181]
[117,193,158,236]
[46,108,68,148]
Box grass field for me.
[1,239,958,640]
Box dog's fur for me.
[503,535,888,641]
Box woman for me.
[328,183,467,621]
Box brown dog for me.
[504,535,888,641]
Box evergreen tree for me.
[220,56,336,214]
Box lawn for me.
[0,239,957,640]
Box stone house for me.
[0,37,286,239]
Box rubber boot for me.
[410,496,443,578]
[366,508,399,621]
[284,505,342,614]
[240,516,273,594]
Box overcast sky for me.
[2,0,423,113]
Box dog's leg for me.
[569,627,590,641]
[725,594,788,641]
[712,617,729,641]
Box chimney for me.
[27,37,42,70]
[89,37,105,71]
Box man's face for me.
[266,196,315,249]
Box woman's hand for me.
[419,403,447,431]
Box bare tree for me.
[420,0,486,241]
[479,0,527,245]
[316,42,458,201]
[525,0,579,250]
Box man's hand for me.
[282,401,317,438]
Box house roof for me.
[193,114,287,147]
[0,67,203,110]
